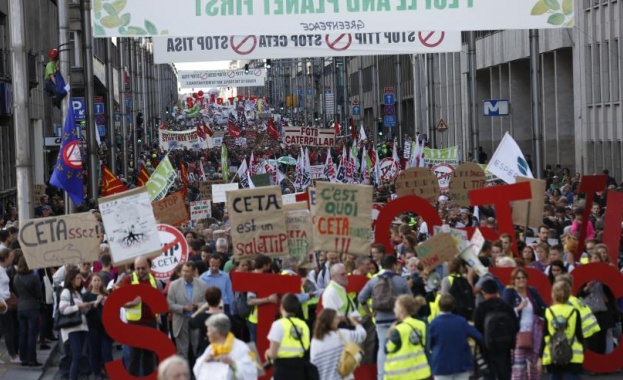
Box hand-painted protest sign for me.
[431,162,456,191]
[153,31,461,63]
[212,183,240,203]
[434,225,469,252]
[379,158,400,183]
[424,146,459,165]
[512,177,547,227]
[394,167,439,204]
[159,129,206,151]
[227,186,288,259]
[283,127,335,147]
[98,187,161,265]
[310,165,325,179]
[152,224,190,279]
[178,69,266,88]
[190,200,212,220]
[449,162,486,207]
[146,156,177,202]
[18,212,101,269]
[152,191,189,226]
[285,210,313,263]
[313,182,372,256]
[93,1,574,38]
[415,233,459,270]
[199,180,223,200]
[33,184,46,207]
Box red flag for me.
[101,164,128,196]
[228,121,242,138]
[267,119,280,140]
[137,163,151,187]
[203,121,214,137]
[159,121,167,130]
[350,117,357,140]
[180,162,188,199]
[196,122,206,140]
[334,120,341,136]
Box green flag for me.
[146,155,176,202]
[221,144,229,182]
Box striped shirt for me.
[310,324,366,380]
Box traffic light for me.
[265,59,272,69]
[136,112,144,127]
[377,121,384,136]
[244,64,249,74]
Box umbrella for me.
[278,156,297,165]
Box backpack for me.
[449,275,475,320]
[483,311,516,351]
[548,307,576,366]
[337,331,363,378]
[233,292,251,319]
[372,273,398,312]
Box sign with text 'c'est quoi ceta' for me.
[93,0,575,38]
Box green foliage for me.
[531,0,573,26]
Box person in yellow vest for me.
[120,256,161,376]
[280,257,317,322]
[321,263,359,325]
[385,295,431,380]
[265,293,311,380]
[246,254,278,343]
[555,274,601,340]
[542,281,584,379]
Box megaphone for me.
[459,246,488,277]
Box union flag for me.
[101,164,128,196]
[137,163,151,187]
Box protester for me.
[189,286,228,356]
[157,355,191,380]
[14,256,43,367]
[193,313,257,380]
[82,273,112,379]
[310,309,366,380]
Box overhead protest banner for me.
[190,200,213,220]
[18,212,102,269]
[313,182,372,256]
[178,69,266,89]
[285,210,314,263]
[227,186,288,259]
[424,146,459,165]
[98,187,162,265]
[159,129,206,151]
[92,0,574,38]
[415,233,459,270]
[394,167,439,204]
[152,191,189,226]
[283,127,335,147]
[153,31,461,63]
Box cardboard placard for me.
[227,186,288,259]
[449,162,486,207]
[33,184,46,207]
[212,183,240,203]
[285,209,313,263]
[18,212,101,269]
[98,187,162,265]
[512,177,547,227]
[312,182,373,256]
[433,225,470,252]
[190,200,212,220]
[152,191,189,226]
[415,233,459,269]
[283,202,308,211]
[394,167,439,204]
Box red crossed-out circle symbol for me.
[254,68,262,76]
[227,70,236,78]
[230,35,257,55]
[418,31,445,48]
[325,34,352,51]
[62,140,83,170]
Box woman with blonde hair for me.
[310,308,366,380]
[385,295,430,380]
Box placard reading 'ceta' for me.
[227,186,288,259]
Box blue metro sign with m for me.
[483,99,510,116]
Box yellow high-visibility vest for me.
[281,270,313,320]
[542,304,584,366]
[276,317,309,359]
[385,317,431,380]
[568,295,601,339]
[125,272,157,322]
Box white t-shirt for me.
[321,281,359,318]
[267,319,285,343]
[519,297,534,332]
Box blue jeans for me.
[87,325,113,376]
[18,308,40,363]
[67,331,86,380]
[375,322,392,380]
[247,321,257,343]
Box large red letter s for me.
[102,284,176,380]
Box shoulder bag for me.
[54,291,83,330]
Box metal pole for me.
[333,58,338,123]
[530,29,543,178]
[322,58,327,128]
[106,39,117,174]
[82,0,98,201]
[427,53,436,148]
[290,59,295,121]
[9,0,33,219]
[372,56,380,141]
[131,39,138,172]
[58,0,74,214]
[156,63,162,124]
[467,31,479,162]
[395,55,403,146]
[141,42,148,150]
[342,57,349,135]
[304,59,308,127]
[119,39,129,179]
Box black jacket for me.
[473,297,519,339]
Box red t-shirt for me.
[120,274,158,324]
